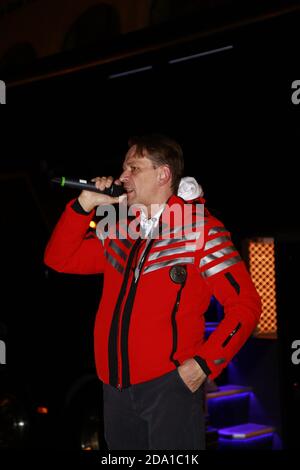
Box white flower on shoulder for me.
[177,177,204,201]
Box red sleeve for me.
[194,219,262,379]
[44,199,105,275]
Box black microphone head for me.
[49,176,125,197]
[109,184,125,197]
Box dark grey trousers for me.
[102,368,205,450]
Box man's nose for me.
[119,170,129,182]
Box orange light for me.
[37,406,48,415]
[89,221,96,229]
[248,238,277,338]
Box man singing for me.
[44,134,261,450]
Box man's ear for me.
[157,166,171,186]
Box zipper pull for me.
[222,322,242,347]
[134,254,146,282]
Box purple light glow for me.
[218,433,274,443]
[207,392,252,403]
[205,322,218,333]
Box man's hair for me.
[128,134,184,193]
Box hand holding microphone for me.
[51,176,126,212]
[79,176,127,212]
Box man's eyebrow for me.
[123,160,140,170]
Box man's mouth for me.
[125,188,135,194]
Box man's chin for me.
[126,191,137,204]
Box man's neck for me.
[144,203,165,220]
[144,191,173,219]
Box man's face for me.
[119,145,160,207]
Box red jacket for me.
[44,195,261,389]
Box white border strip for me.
[168,45,234,64]
[108,66,153,79]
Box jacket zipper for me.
[115,247,146,390]
[222,322,242,347]
[116,242,143,391]
[117,322,122,390]
[118,239,154,389]
[169,282,186,367]
[108,238,142,390]
[134,240,150,282]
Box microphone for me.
[51,176,125,197]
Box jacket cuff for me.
[193,355,212,376]
[71,198,93,215]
